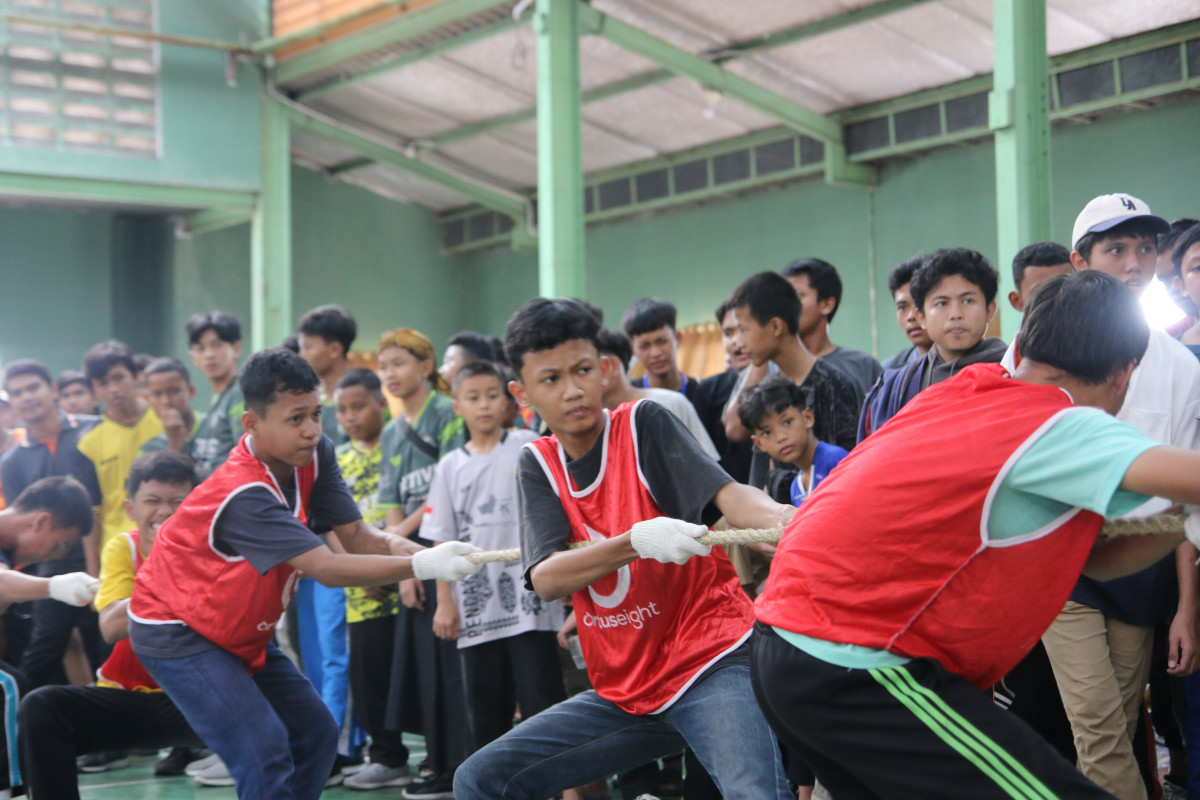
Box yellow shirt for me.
[77,408,162,553]
[95,531,161,692]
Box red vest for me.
[755,364,1104,688]
[96,530,158,692]
[130,435,314,673]
[529,401,753,714]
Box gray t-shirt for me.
[821,347,883,407]
[424,429,565,648]
[191,382,244,477]
[518,400,733,590]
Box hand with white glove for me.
[1185,508,1200,553]
[411,541,482,582]
[48,572,101,606]
[630,517,711,565]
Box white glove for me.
[411,541,482,582]
[630,517,711,564]
[1185,508,1200,553]
[48,572,100,606]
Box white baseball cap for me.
[1071,193,1168,252]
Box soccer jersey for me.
[789,440,849,507]
[191,383,244,476]
[423,430,564,648]
[337,439,398,623]
[378,392,465,542]
[77,407,163,551]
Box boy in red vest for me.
[455,298,796,800]
[128,348,481,800]
[752,270,1200,799]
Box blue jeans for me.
[454,662,790,800]
[296,577,365,758]
[139,642,338,800]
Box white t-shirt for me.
[423,429,565,648]
[641,388,720,461]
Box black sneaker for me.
[155,747,202,777]
[402,772,455,799]
[77,751,131,773]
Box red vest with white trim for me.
[130,435,314,673]
[755,364,1104,689]
[528,401,752,715]
[96,530,159,692]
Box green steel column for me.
[990,0,1051,339]
[534,0,584,298]
[250,91,293,352]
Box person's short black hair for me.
[910,248,999,310]
[452,360,504,395]
[1160,218,1200,255]
[186,311,241,347]
[297,304,357,355]
[56,369,88,392]
[487,336,508,367]
[505,298,603,375]
[133,354,153,376]
[144,357,191,385]
[781,258,843,323]
[595,328,633,372]
[281,333,300,354]
[83,340,136,384]
[126,451,199,496]
[336,367,382,396]
[714,299,730,324]
[578,300,604,324]
[1019,271,1148,384]
[622,298,677,339]
[240,348,321,416]
[1172,224,1200,275]
[4,359,53,391]
[1075,217,1164,264]
[447,331,496,364]
[737,375,811,431]
[728,272,802,335]
[887,255,926,296]
[12,476,93,536]
[1012,242,1071,288]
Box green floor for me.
[77,736,427,799]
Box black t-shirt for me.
[693,369,752,484]
[518,401,733,589]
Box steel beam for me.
[0,172,255,209]
[535,0,585,298]
[251,94,294,352]
[991,0,1051,340]
[274,0,513,86]
[179,206,255,237]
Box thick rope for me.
[462,515,1185,565]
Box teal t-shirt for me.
[191,383,244,476]
[779,405,1162,669]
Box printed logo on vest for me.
[584,524,630,608]
[582,602,661,631]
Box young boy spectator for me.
[56,371,97,416]
[18,452,207,795]
[0,476,100,797]
[439,331,497,388]
[0,392,19,513]
[781,258,882,402]
[595,328,720,461]
[127,347,480,800]
[1159,218,1200,337]
[880,256,933,370]
[1175,224,1200,352]
[78,340,163,552]
[738,376,849,507]
[621,298,698,401]
[694,301,753,484]
[377,328,467,800]
[1007,241,1073,313]
[454,297,796,800]
[1031,194,1200,800]
[2,360,104,686]
[424,361,566,755]
[727,271,860,453]
[334,368,411,791]
[186,311,244,476]
[859,248,1006,440]
[751,270,1200,800]
[139,359,200,458]
[297,304,357,445]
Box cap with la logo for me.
[1072,193,1168,252]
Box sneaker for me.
[346,763,413,790]
[185,752,219,776]
[77,752,131,773]
[402,772,455,800]
[193,758,235,787]
[155,747,203,777]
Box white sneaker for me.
[193,758,234,787]
[185,752,220,776]
[346,763,413,790]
